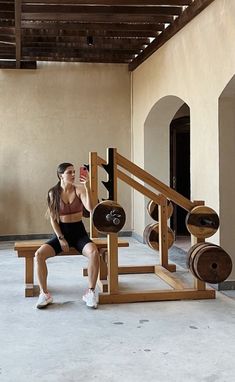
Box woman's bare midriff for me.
[59,211,83,223]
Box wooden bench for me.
[14,238,129,297]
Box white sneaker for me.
[82,289,98,309]
[36,292,53,309]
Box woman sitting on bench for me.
[35,162,100,309]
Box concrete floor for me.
[1,237,235,382]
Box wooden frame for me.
[89,148,215,304]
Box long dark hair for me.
[47,162,73,222]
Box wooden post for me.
[158,195,169,268]
[106,148,119,294]
[89,152,99,238]
[107,233,119,293]
[192,200,206,291]
[107,147,117,201]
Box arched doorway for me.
[144,96,190,239]
[170,105,190,236]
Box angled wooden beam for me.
[15,0,22,68]
[117,152,194,211]
[129,0,216,70]
[117,169,162,205]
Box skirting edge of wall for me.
[0,231,133,242]
[131,231,145,243]
[218,281,235,291]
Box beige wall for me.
[132,0,235,278]
[219,81,235,267]
[0,63,131,235]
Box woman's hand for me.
[79,173,89,188]
[59,238,70,252]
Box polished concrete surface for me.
[1,237,235,382]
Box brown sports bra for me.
[59,190,83,216]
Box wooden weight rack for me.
[88,148,215,304]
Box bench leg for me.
[25,257,40,297]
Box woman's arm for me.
[50,217,63,239]
[50,217,69,252]
[78,177,93,212]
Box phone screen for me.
[80,166,88,179]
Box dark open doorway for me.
[170,116,190,236]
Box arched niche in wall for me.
[218,74,235,283]
[144,95,190,230]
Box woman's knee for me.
[35,245,54,262]
[87,247,100,263]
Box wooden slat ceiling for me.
[0,0,215,71]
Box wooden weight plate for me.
[92,200,126,234]
[187,243,212,279]
[145,223,175,251]
[186,206,220,239]
[147,200,174,221]
[143,223,155,246]
[187,243,223,281]
[186,242,210,270]
[193,245,232,284]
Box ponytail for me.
[47,181,62,223]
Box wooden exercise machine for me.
[88,147,232,304]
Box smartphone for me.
[79,166,88,180]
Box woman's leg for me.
[82,242,100,289]
[35,244,56,294]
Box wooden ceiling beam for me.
[0,11,15,18]
[22,1,191,5]
[22,36,150,45]
[22,29,161,37]
[0,4,15,11]
[22,51,135,59]
[22,42,149,52]
[22,47,141,55]
[0,27,15,34]
[1,1,214,67]
[15,0,21,68]
[0,35,15,42]
[21,21,165,31]
[21,13,174,23]
[129,0,216,70]
[22,55,131,63]
[22,5,182,16]
[0,20,15,27]
[0,59,37,68]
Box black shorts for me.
[46,220,92,255]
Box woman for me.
[35,162,100,309]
